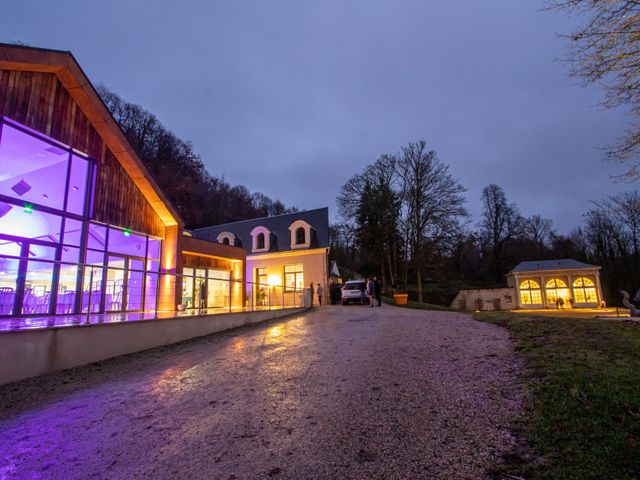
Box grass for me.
[381,295,454,311]
[474,311,640,480]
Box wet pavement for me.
[0,305,522,480]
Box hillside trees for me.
[97,85,293,228]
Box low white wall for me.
[0,307,306,385]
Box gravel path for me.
[0,305,522,480]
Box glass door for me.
[20,243,57,316]
[126,259,144,311]
[106,255,145,312]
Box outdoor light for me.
[23,203,33,214]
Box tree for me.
[523,214,556,256]
[479,184,523,280]
[397,141,467,302]
[551,1,640,178]
[97,85,293,227]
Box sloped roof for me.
[193,208,329,254]
[508,259,599,274]
[0,43,182,227]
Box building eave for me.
[0,43,184,228]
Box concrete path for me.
[0,305,522,480]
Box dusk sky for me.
[1,1,633,232]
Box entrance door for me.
[0,238,57,316]
[106,255,145,312]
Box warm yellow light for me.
[268,275,281,286]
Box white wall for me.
[0,307,306,385]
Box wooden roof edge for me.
[0,43,184,228]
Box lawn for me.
[475,312,640,480]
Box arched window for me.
[222,237,230,245]
[256,232,265,250]
[519,279,542,305]
[295,227,306,245]
[545,278,569,304]
[573,277,597,303]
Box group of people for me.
[362,276,382,307]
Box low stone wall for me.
[451,288,516,311]
[0,307,306,385]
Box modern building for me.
[506,259,603,309]
[0,43,246,318]
[194,208,330,306]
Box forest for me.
[97,85,294,229]
[332,140,640,307]
[100,87,637,308]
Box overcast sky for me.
[1,1,634,232]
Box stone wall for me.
[450,288,517,311]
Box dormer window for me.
[216,231,236,246]
[250,226,271,253]
[289,220,312,249]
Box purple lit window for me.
[0,124,69,211]
[87,224,107,251]
[108,228,146,257]
[62,218,83,246]
[0,207,62,241]
[66,155,89,215]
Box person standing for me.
[373,276,382,307]
[366,278,375,308]
[360,279,367,305]
[309,282,315,307]
[317,283,324,306]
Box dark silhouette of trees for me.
[97,85,293,228]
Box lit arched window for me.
[545,278,569,304]
[256,232,265,250]
[519,279,542,305]
[295,227,306,245]
[573,277,597,303]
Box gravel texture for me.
[0,305,523,480]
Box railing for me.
[0,254,310,321]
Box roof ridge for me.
[194,207,328,231]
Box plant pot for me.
[393,294,409,305]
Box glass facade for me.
[0,116,162,317]
[545,278,570,305]
[284,264,304,292]
[519,279,542,305]
[181,267,231,310]
[573,277,597,304]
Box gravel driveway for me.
[0,305,522,480]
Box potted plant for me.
[390,284,409,305]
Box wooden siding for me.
[182,253,233,271]
[0,69,165,238]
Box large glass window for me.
[284,264,304,292]
[519,279,542,305]
[545,278,570,305]
[0,124,69,211]
[573,277,597,304]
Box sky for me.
[1,0,634,233]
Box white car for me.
[341,280,367,305]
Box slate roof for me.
[508,259,600,274]
[193,207,329,254]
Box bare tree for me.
[398,141,467,302]
[479,184,523,280]
[550,1,640,178]
[524,214,556,255]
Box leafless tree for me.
[524,214,556,254]
[550,1,640,178]
[479,184,524,280]
[397,141,467,302]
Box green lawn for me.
[381,295,454,311]
[474,312,640,480]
